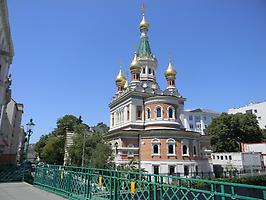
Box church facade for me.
[107,13,212,176]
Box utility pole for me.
[81,130,86,168]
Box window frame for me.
[167,106,175,119]
[166,138,176,156]
[155,106,162,119]
[151,138,161,156]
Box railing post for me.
[220,184,225,200]
[159,176,163,199]
[153,175,157,200]
[87,169,92,199]
[53,169,57,189]
[148,176,152,199]
[33,161,38,184]
[211,183,215,200]
[113,171,118,200]
[66,172,71,198]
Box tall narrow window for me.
[167,138,176,155]
[156,107,162,118]
[193,146,197,155]
[147,108,151,119]
[153,144,159,154]
[127,105,130,120]
[136,106,142,120]
[148,68,152,74]
[142,67,146,74]
[169,166,175,175]
[112,114,114,126]
[183,145,188,155]
[184,166,189,176]
[168,107,173,119]
[153,165,159,174]
[168,145,174,154]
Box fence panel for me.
[33,164,266,200]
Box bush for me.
[219,175,266,186]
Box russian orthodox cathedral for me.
[107,12,212,176]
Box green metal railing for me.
[34,164,266,200]
[0,162,32,183]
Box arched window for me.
[156,107,162,118]
[168,107,173,118]
[166,138,176,155]
[153,145,159,154]
[183,145,188,155]
[151,138,160,155]
[168,145,174,154]
[147,108,151,119]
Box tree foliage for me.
[35,115,81,164]
[68,132,113,168]
[117,158,146,173]
[206,113,263,152]
[34,114,112,167]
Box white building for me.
[0,0,13,139]
[182,109,220,135]
[228,101,266,129]
[0,99,24,165]
[211,152,262,173]
[242,142,266,169]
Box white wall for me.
[211,152,262,171]
[183,110,219,135]
[228,101,266,129]
[242,143,266,168]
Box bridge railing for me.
[34,164,266,200]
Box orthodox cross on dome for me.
[137,3,152,57]
[141,2,146,16]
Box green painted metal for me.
[137,37,152,57]
[0,162,32,183]
[34,164,266,200]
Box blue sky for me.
[8,0,266,143]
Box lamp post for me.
[24,118,35,161]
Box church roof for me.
[137,37,152,57]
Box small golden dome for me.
[115,68,126,85]
[164,62,177,78]
[130,53,142,72]
[139,14,149,31]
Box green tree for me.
[35,115,81,164]
[262,129,266,141]
[42,135,65,164]
[206,113,263,152]
[117,158,146,173]
[91,122,109,134]
[68,132,113,168]
[34,134,50,159]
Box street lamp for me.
[24,118,35,161]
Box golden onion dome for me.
[164,62,177,78]
[130,53,141,72]
[139,14,149,31]
[115,68,126,85]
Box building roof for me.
[228,100,266,110]
[185,108,220,114]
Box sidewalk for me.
[0,182,67,200]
